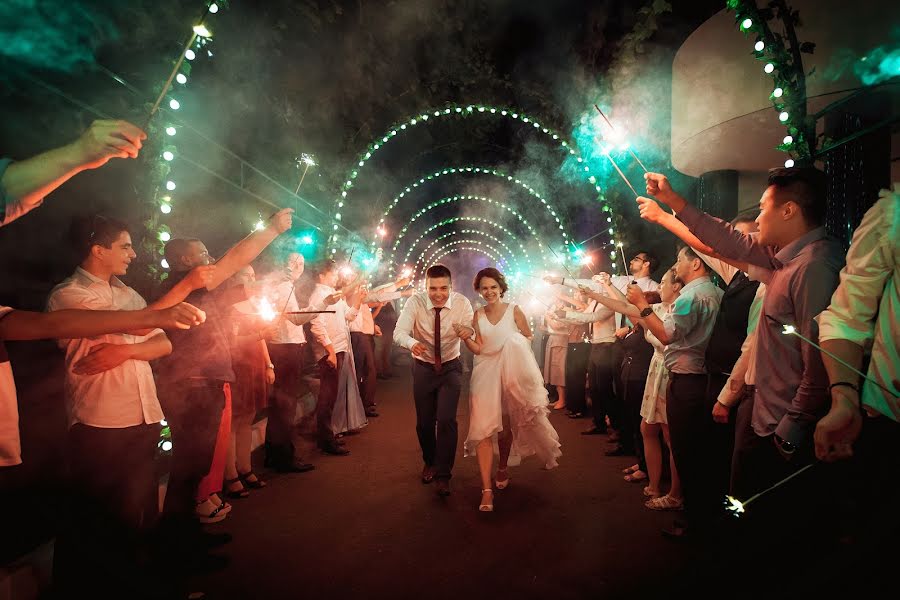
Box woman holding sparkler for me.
[458,268,561,512]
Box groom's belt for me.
[414,357,460,370]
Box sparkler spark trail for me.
[545,245,576,280]
[725,463,816,517]
[593,104,650,173]
[258,298,277,322]
[778,323,899,398]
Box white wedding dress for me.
[464,303,562,469]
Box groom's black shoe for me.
[581,426,607,435]
[319,442,350,456]
[421,466,436,484]
[435,479,451,497]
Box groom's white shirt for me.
[394,291,474,364]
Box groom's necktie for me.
[433,306,443,373]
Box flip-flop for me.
[624,471,648,483]
[622,465,640,475]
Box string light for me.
[764,63,775,74]
[773,87,784,98]
[185,49,196,60]
[169,99,180,110]
[429,246,501,268]
[329,104,608,254]
[396,216,529,272]
[208,2,219,12]
[160,204,172,214]
[754,40,765,51]
[783,135,793,144]
[166,181,176,190]
[784,158,795,167]
[166,126,176,136]
[159,231,171,242]
[161,258,169,269]
[374,166,572,247]
[176,73,187,84]
[419,239,512,274]
[162,151,174,161]
[414,230,522,273]
[779,111,790,122]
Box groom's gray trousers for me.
[412,357,462,480]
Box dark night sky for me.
[0,0,724,306]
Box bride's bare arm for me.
[460,311,482,355]
[513,305,533,340]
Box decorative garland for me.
[727,0,816,166]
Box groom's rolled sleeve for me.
[393,297,418,350]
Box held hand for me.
[411,342,427,357]
[814,394,863,462]
[72,343,132,375]
[184,265,216,291]
[72,119,147,170]
[636,196,665,223]
[265,367,276,385]
[452,323,473,340]
[395,276,411,288]
[614,326,630,339]
[324,291,343,306]
[374,324,383,337]
[543,275,563,285]
[554,309,567,320]
[159,302,206,330]
[267,208,294,234]
[644,172,675,202]
[596,272,612,286]
[712,401,730,424]
[625,284,648,308]
[326,351,337,369]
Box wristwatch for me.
[266,363,275,370]
[639,306,653,318]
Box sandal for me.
[195,500,229,524]
[624,470,648,483]
[479,489,494,512]
[643,486,661,498]
[622,464,640,475]
[644,494,684,511]
[239,471,267,489]
[225,477,250,499]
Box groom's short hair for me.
[425,264,452,281]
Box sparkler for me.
[580,254,595,275]
[779,323,899,398]
[522,289,551,309]
[593,104,649,173]
[545,245,576,280]
[147,24,212,127]
[725,463,816,517]
[258,297,277,322]
[294,154,316,194]
[285,310,336,314]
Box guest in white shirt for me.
[308,260,363,455]
[263,252,339,472]
[46,216,176,597]
[348,276,413,417]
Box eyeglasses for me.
[631,256,648,263]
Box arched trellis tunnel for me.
[329,103,624,265]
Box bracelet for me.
[266,363,275,370]
[829,381,859,394]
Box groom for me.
[394,264,474,496]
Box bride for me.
[455,268,562,512]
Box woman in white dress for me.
[581,268,684,507]
[457,268,562,512]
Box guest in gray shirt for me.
[641,167,844,502]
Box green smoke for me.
[0,0,118,71]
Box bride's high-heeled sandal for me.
[479,489,494,512]
[495,469,510,490]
